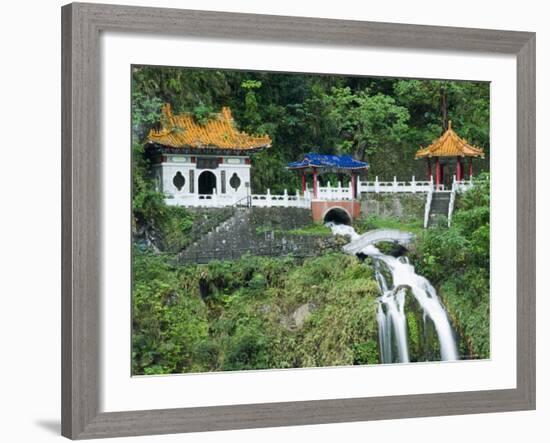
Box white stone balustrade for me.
[250,188,310,208]
[164,176,477,208]
[316,181,353,201]
[359,176,434,194]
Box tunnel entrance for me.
[323,207,352,225]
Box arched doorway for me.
[323,207,352,225]
[198,171,217,194]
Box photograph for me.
[131,65,490,375]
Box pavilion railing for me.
[316,182,354,200]
[358,176,434,194]
[250,189,310,208]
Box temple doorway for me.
[198,171,217,194]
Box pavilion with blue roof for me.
[287,153,369,199]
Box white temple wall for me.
[155,154,252,206]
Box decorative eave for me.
[146,104,272,152]
[146,143,267,157]
[415,121,485,159]
[287,153,369,174]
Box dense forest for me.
[131,66,490,374]
[132,66,490,194]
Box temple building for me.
[146,104,271,206]
[415,121,485,189]
[287,153,369,222]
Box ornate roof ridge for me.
[147,103,272,151]
[415,121,485,159]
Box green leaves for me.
[191,103,215,125]
[132,251,381,374]
[323,87,411,166]
[412,177,490,359]
[131,92,164,142]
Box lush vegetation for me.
[132,66,490,197]
[354,215,424,236]
[412,174,490,359]
[256,222,332,236]
[130,66,491,372]
[132,252,380,375]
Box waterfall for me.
[326,222,458,363]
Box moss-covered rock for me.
[375,241,408,257]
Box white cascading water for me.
[326,222,458,363]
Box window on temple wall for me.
[172,171,185,191]
[229,172,241,191]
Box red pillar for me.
[312,167,318,198]
[427,159,432,181]
[351,172,356,199]
[435,157,441,188]
[469,157,473,178]
[301,170,306,193]
[456,156,462,181]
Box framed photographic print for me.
[61,2,535,439]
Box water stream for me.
[326,222,458,363]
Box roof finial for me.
[448,120,452,130]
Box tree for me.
[394,79,490,172]
[323,87,410,177]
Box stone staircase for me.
[179,208,251,263]
[428,192,451,227]
[179,207,314,263]
[177,207,329,264]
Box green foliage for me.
[241,79,263,133]
[354,214,424,236]
[324,87,411,171]
[192,103,215,125]
[412,176,490,358]
[132,67,490,195]
[286,223,332,236]
[132,251,211,374]
[256,222,332,236]
[132,252,380,374]
[131,92,164,141]
[131,142,166,233]
[352,340,379,365]
[158,206,195,252]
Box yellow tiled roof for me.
[147,104,271,151]
[415,122,485,159]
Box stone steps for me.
[428,192,451,227]
[177,208,327,264]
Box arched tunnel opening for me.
[323,208,352,226]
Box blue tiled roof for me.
[287,153,369,170]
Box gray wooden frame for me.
[61,2,536,439]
